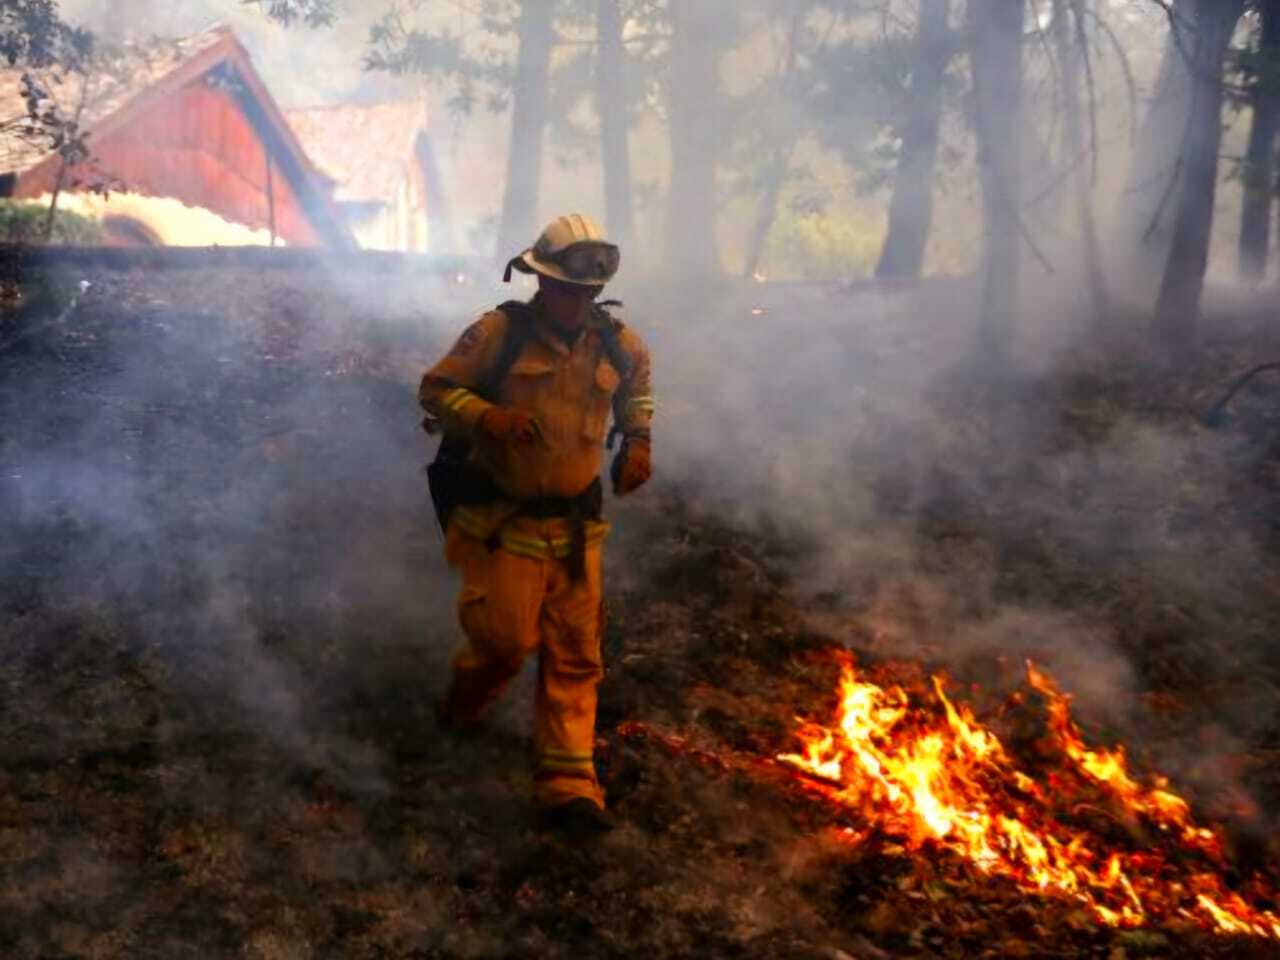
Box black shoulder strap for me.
[591,301,632,382]
[477,300,536,400]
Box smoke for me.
[10,0,1278,842]
[618,261,1279,816]
[59,0,413,104]
[0,260,480,795]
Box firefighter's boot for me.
[541,796,615,837]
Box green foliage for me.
[0,0,92,70]
[807,23,966,186]
[0,2,96,180]
[240,0,335,29]
[764,203,883,280]
[0,199,102,244]
[360,0,668,130]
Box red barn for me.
[0,26,353,249]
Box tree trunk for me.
[664,0,722,283]
[1238,0,1280,284]
[596,0,635,254]
[1056,0,1107,320]
[743,7,805,281]
[968,0,1025,350]
[1154,0,1245,349]
[875,0,951,281]
[1119,0,1195,273]
[742,144,794,281]
[497,1,555,258]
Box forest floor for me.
[1,262,1279,959]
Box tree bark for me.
[968,0,1025,350]
[596,0,635,254]
[1119,0,1195,273]
[742,144,793,281]
[664,0,722,283]
[875,0,951,281]
[1154,0,1245,349]
[742,7,805,281]
[497,1,556,258]
[1238,0,1280,284]
[1056,0,1107,320]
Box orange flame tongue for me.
[778,659,1280,939]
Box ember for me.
[778,658,1280,940]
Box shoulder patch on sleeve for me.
[450,319,489,358]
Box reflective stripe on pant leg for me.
[533,540,606,808]
[444,522,547,722]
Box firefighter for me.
[418,214,653,834]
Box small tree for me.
[0,1,94,242]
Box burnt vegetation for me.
[4,0,1280,958]
[0,256,1278,958]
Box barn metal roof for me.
[285,100,429,206]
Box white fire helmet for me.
[503,214,621,287]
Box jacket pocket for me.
[501,359,555,410]
[584,360,621,441]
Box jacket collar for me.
[529,293,591,357]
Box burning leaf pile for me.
[778,657,1280,941]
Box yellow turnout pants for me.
[444,515,606,808]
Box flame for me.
[778,657,1280,939]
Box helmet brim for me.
[512,250,614,286]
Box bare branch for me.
[1083,6,1140,146]
[1071,0,1099,184]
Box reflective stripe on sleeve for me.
[442,387,480,415]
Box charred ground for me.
[1,258,1279,959]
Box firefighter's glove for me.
[610,437,651,496]
[478,406,543,446]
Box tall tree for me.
[1118,0,1195,277]
[596,0,634,252]
[1154,0,1246,348]
[664,0,725,282]
[1054,0,1108,319]
[1238,0,1280,284]
[968,0,1026,350]
[497,1,556,257]
[742,3,806,281]
[875,0,952,281]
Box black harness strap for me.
[428,298,628,581]
[427,303,534,532]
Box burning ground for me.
[2,257,1280,958]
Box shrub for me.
[0,200,103,245]
[764,208,884,281]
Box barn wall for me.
[16,82,322,247]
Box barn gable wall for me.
[16,79,321,247]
